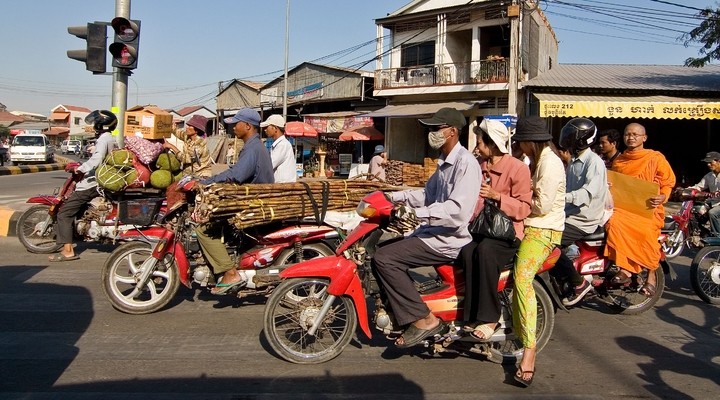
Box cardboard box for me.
[124,105,173,140]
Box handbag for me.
[469,199,516,242]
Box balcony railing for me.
[374,59,509,90]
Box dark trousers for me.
[56,187,97,245]
[460,237,518,324]
[554,224,595,287]
[372,237,454,327]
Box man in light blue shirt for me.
[555,118,608,306]
[372,108,481,348]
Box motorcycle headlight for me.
[356,200,378,218]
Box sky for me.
[0,0,716,115]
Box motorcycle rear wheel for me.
[661,229,685,259]
[263,278,357,364]
[101,241,180,314]
[690,246,720,304]
[273,242,335,265]
[487,280,555,364]
[16,204,62,254]
[607,266,665,314]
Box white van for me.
[60,139,82,154]
[10,133,55,165]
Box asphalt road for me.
[0,233,718,400]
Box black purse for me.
[469,199,516,242]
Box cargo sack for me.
[125,135,163,165]
[125,155,152,188]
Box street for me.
[0,227,718,399]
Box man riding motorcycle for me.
[690,151,720,235]
[48,110,118,262]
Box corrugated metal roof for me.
[523,64,720,92]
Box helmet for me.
[85,110,118,134]
[559,118,597,154]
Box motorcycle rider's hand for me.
[393,204,416,222]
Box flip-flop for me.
[610,270,632,285]
[395,320,447,349]
[640,283,656,298]
[48,254,80,262]
[210,280,245,295]
[514,367,535,388]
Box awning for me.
[46,127,70,136]
[365,100,488,118]
[534,93,720,120]
[50,112,70,121]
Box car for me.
[10,132,55,165]
[60,139,82,155]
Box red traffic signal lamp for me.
[67,23,107,74]
[109,17,140,70]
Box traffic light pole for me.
[112,0,131,149]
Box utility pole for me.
[112,0,131,148]
[507,0,520,115]
[282,0,290,121]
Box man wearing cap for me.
[196,107,275,295]
[261,114,296,183]
[368,144,386,181]
[164,114,212,178]
[691,151,720,234]
[372,107,481,348]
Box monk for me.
[604,123,675,297]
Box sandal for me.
[640,283,656,298]
[610,269,631,285]
[48,253,80,262]
[514,367,535,388]
[464,322,499,341]
[395,320,447,349]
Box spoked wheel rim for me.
[607,267,664,314]
[691,248,720,303]
[17,205,60,253]
[264,278,357,364]
[662,230,685,259]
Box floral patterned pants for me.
[512,226,562,348]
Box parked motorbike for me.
[660,188,717,259]
[262,191,560,364]
[689,236,720,304]
[101,180,340,315]
[16,162,165,253]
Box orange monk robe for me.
[605,149,675,272]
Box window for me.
[401,41,435,67]
[74,117,81,125]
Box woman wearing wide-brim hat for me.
[509,116,566,387]
[164,114,212,178]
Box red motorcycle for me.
[100,180,339,314]
[262,191,561,364]
[16,162,165,253]
[660,188,717,259]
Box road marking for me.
[0,206,15,236]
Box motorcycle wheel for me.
[607,267,665,314]
[487,280,555,364]
[16,204,62,254]
[101,241,180,314]
[661,229,685,259]
[263,278,357,364]
[690,246,720,304]
[273,242,335,265]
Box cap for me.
[702,151,720,162]
[260,114,286,129]
[512,116,552,142]
[418,107,466,130]
[224,108,261,126]
[374,144,385,154]
[474,119,510,154]
[186,114,208,133]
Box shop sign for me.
[540,100,720,119]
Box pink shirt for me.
[473,154,533,240]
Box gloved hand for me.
[393,204,416,222]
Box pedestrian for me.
[604,123,676,298]
[510,116,566,387]
[261,114,296,183]
[597,128,622,169]
[368,144,386,181]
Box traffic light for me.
[67,23,107,74]
[109,17,141,70]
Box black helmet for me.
[559,118,597,154]
[85,110,118,134]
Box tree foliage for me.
[683,6,720,67]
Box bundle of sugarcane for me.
[194,180,399,230]
[385,160,404,186]
[402,163,424,186]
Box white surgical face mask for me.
[428,129,447,150]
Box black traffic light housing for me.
[109,17,141,70]
[67,22,107,74]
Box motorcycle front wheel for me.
[487,280,555,364]
[263,278,358,364]
[661,229,685,259]
[607,266,665,314]
[101,241,180,314]
[16,204,62,254]
[690,246,720,304]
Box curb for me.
[0,207,20,237]
[0,157,70,176]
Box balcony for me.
[374,58,509,90]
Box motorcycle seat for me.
[582,227,606,241]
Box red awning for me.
[50,112,70,121]
[46,127,70,136]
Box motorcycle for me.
[101,179,340,315]
[261,191,560,365]
[689,236,720,304]
[660,188,717,259]
[16,162,165,254]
